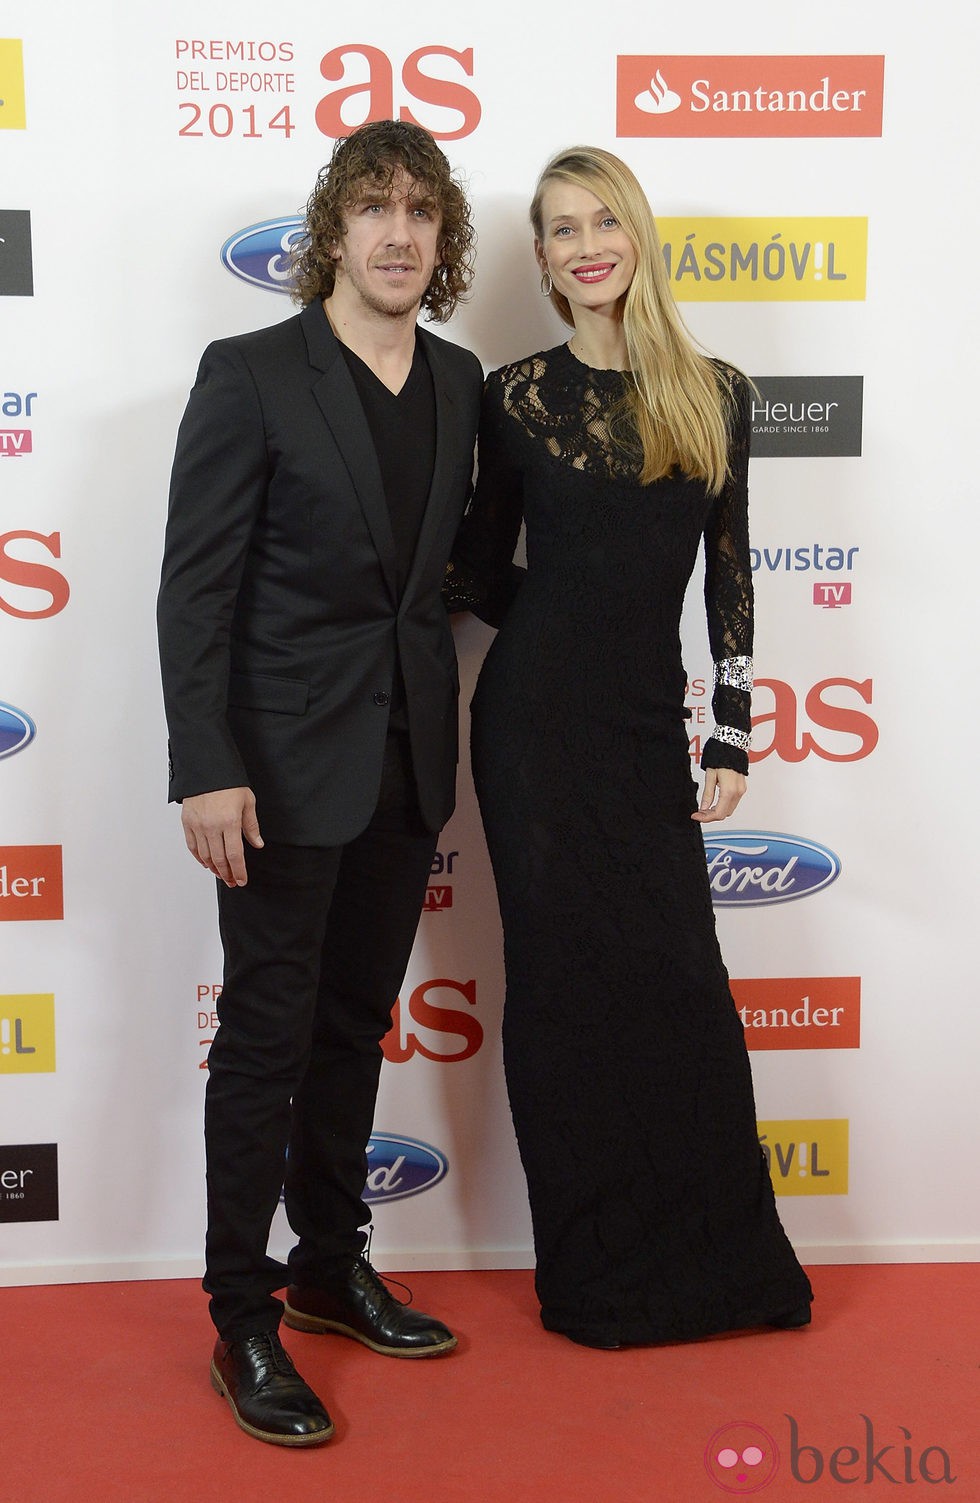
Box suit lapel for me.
[301,301,398,601]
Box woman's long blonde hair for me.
[531,147,732,493]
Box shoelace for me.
[362,1228,412,1306]
[245,1332,299,1377]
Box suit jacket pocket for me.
[227,671,309,715]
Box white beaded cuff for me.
[710,724,751,752]
[714,656,754,692]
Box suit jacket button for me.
[373,691,390,707]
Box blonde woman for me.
[449,147,812,1348]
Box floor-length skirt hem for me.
[539,1280,814,1348]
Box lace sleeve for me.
[701,368,754,775]
[443,370,526,628]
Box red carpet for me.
[3,1265,975,1501]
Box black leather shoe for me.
[284,1256,457,1357]
[210,1331,334,1446]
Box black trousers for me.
[203,734,438,1341]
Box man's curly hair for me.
[289,120,475,322]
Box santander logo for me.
[634,68,682,115]
[618,55,885,138]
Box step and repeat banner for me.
[2,5,976,1282]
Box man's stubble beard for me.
[336,261,431,321]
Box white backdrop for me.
[1,2,977,1283]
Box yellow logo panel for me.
[0,994,55,1073]
[658,218,867,300]
[758,1118,848,1195]
[0,40,26,130]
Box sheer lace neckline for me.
[563,341,631,378]
[499,345,638,481]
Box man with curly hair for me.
[157,120,482,1447]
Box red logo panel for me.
[0,846,64,921]
[617,56,884,137]
[731,977,860,1050]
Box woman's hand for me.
[691,767,746,823]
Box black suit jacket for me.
[157,300,482,844]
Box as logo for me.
[315,45,481,140]
[751,677,877,763]
[0,530,70,618]
[382,978,483,1063]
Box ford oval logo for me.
[364,1133,448,1204]
[0,701,36,760]
[219,216,305,293]
[703,830,841,906]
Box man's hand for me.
[180,787,264,887]
[691,768,746,824]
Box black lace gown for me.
[449,345,812,1344]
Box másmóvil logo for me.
[364,1134,448,1204]
[703,832,841,906]
[0,701,35,759]
[0,39,27,131]
[220,217,304,293]
[0,993,56,1073]
[759,1119,849,1196]
[658,217,866,302]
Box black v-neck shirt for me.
[340,339,437,736]
[340,340,436,598]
